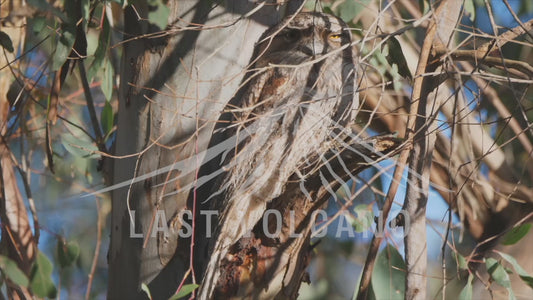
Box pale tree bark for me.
[108,1,304,299]
[402,1,462,298]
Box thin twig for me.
[432,19,533,78]
[356,148,410,300]
[461,62,533,180]
[501,0,533,40]
[477,17,533,54]
[78,61,107,153]
[0,36,50,71]
[358,2,437,298]
[85,196,103,300]
[434,50,533,78]
[16,162,40,244]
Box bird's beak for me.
[298,36,325,57]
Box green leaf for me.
[169,284,199,300]
[0,255,29,287]
[101,100,114,136]
[453,251,469,270]
[521,0,533,15]
[32,17,47,34]
[383,36,412,80]
[88,16,111,81]
[101,59,114,101]
[322,6,334,16]
[371,244,406,299]
[57,240,80,268]
[370,48,390,76]
[63,0,76,22]
[352,204,374,233]
[27,0,67,21]
[496,251,533,289]
[30,251,57,298]
[52,24,77,71]
[0,31,14,52]
[463,0,476,22]
[486,257,517,300]
[473,0,485,9]
[418,0,429,14]
[337,0,371,23]
[501,223,531,245]
[508,288,517,300]
[148,0,169,29]
[458,273,474,300]
[486,258,511,288]
[81,0,90,21]
[61,134,99,159]
[141,283,152,300]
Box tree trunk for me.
[108,1,302,298]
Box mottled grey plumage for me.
[198,12,358,298]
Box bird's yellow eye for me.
[329,33,342,41]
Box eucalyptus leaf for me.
[81,0,90,21]
[352,204,374,233]
[458,273,473,300]
[521,0,533,14]
[463,0,476,22]
[57,240,80,268]
[418,0,429,14]
[454,251,469,270]
[141,283,152,299]
[169,284,199,300]
[0,255,29,287]
[148,0,170,29]
[0,31,14,52]
[32,17,47,34]
[101,59,114,101]
[30,251,57,298]
[371,244,406,299]
[27,0,67,21]
[88,16,111,81]
[486,257,511,288]
[61,135,99,159]
[101,100,114,136]
[496,251,533,289]
[384,36,412,80]
[337,0,371,23]
[501,223,531,245]
[52,24,76,71]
